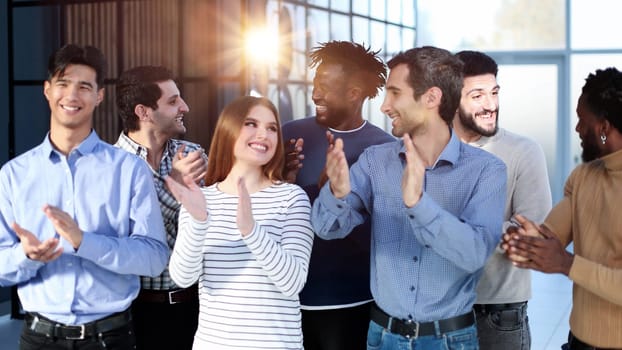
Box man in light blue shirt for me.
[311,46,507,350]
[0,44,168,350]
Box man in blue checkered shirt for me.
[114,65,207,350]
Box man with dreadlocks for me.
[282,41,394,350]
[504,67,622,350]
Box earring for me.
[601,133,607,145]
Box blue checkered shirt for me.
[312,131,507,322]
[115,132,206,290]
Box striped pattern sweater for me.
[170,182,313,349]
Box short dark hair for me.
[455,50,498,78]
[116,65,175,133]
[309,41,386,99]
[387,46,464,125]
[47,44,106,88]
[582,67,622,134]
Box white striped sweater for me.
[170,182,314,349]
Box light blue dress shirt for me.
[312,131,506,322]
[0,131,169,325]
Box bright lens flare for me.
[245,28,279,66]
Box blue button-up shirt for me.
[312,131,506,322]
[0,131,168,325]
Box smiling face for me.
[457,73,499,138]
[148,80,189,138]
[381,63,427,137]
[44,64,103,134]
[312,62,352,128]
[233,105,279,168]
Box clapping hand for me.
[164,175,207,221]
[324,131,350,198]
[284,138,304,184]
[401,133,424,207]
[12,221,62,262]
[236,177,255,237]
[171,144,208,184]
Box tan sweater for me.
[544,148,622,348]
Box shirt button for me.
[412,256,418,262]
[425,244,430,248]
[409,214,414,219]
[410,286,415,292]
[336,204,343,209]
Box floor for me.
[0,271,572,349]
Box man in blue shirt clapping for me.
[0,44,169,350]
[311,46,507,350]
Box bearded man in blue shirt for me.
[0,44,168,350]
[311,46,507,350]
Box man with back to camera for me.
[311,46,507,350]
[0,44,168,350]
[282,40,394,350]
[504,67,622,350]
[114,65,207,349]
[453,50,552,350]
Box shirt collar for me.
[398,129,461,169]
[42,130,100,160]
[116,132,149,159]
[600,147,622,171]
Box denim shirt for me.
[311,131,506,322]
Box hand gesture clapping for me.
[170,144,208,184]
[165,175,207,221]
[401,133,424,207]
[236,177,255,237]
[324,131,350,198]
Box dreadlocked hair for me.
[309,40,386,99]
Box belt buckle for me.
[168,290,179,304]
[403,319,419,339]
[64,324,86,340]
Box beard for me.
[581,129,602,162]
[458,107,499,137]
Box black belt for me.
[473,301,527,314]
[25,309,132,340]
[568,331,615,350]
[370,303,475,339]
[136,284,198,304]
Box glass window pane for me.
[331,13,350,40]
[353,0,369,16]
[370,21,386,55]
[571,0,622,49]
[386,25,401,57]
[291,5,308,81]
[13,7,62,80]
[370,0,386,20]
[352,16,370,46]
[402,28,415,50]
[417,0,564,51]
[308,9,330,47]
[387,0,401,24]
[402,0,415,27]
[331,0,349,13]
[497,64,558,198]
[307,0,329,8]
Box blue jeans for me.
[366,320,479,350]
[475,303,530,350]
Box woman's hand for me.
[165,175,207,221]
